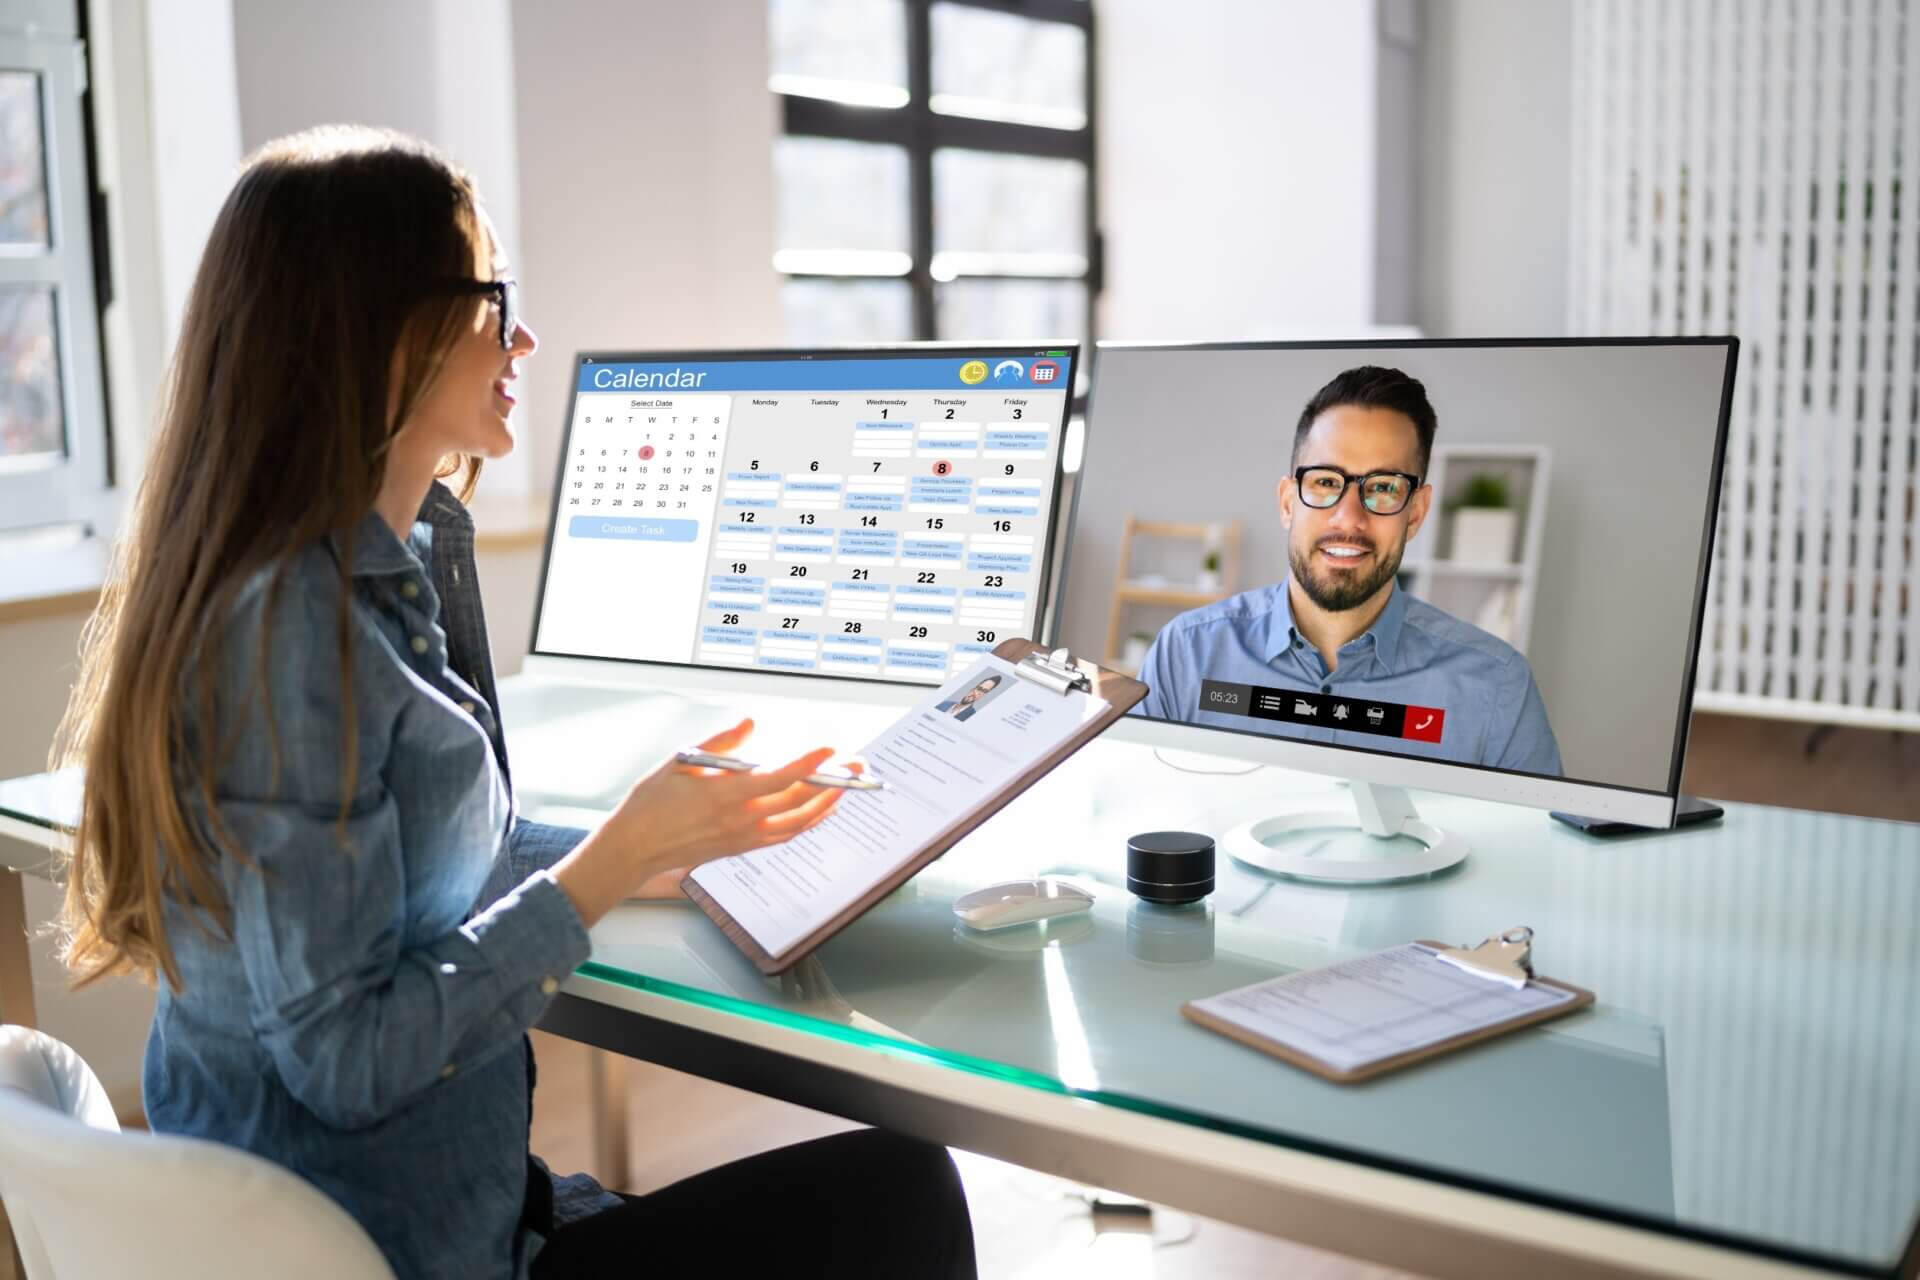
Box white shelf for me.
[1401,444,1550,653]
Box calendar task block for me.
[782,475,844,508]
[830,581,891,620]
[909,475,974,512]
[836,528,900,562]
[960,587,1029,628]
[974,480,1042,516]
[723,472,780,508]
[900,536,965,565]
[852,421,913,457]
[984,426,1050,456]
[774,526,834,560]
[845,490,905,513]
[821,632,884,670]
[967,549,1034,573]
[918,422,981,456]
[768,583,827,614]
[893,584,959,622]
[706,574,768,609]
[885,638,951,679]
[700,623,755,650]
[714,523,773,561]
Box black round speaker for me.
[1126,830,1215,905]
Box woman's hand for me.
[551,719,854,926]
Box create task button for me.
[569,515,699,543]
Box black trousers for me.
[529,1128,977,1278]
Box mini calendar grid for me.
[561,396,730,518]
[538,352,1076,685]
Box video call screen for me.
[1056,341,1735,795]
[534,347,1077,685]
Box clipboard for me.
[683,638,1147,975]
[1180,941,1596,1084]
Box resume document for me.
[688,656,1109,960]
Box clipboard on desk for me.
[683,639,1147,976]
[1181,939,1595,1084]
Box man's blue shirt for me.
[1133,580,1563,776]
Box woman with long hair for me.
[54,126,975,1280]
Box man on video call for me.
[1135,366,1563,775]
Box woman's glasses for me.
[437,277,519,350]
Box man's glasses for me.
[437,277,519,350]
[1293,465,1423,516]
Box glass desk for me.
[5,676,1917,1278]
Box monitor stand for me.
[1221,781,1468,884]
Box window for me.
[1,0,110,536]
[768,0,1098,348]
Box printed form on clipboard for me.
[684,641,1145,974]
[1182,942,1595,1084]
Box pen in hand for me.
[673,750,888,792]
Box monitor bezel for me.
[1062,335,1739,829]
[529,342,1082,697]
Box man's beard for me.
[1289,534,1404,612]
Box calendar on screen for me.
[533,348,1079,685]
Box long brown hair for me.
[56,126,489,992]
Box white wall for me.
[1096,1,1380,341]
[508,0,780,503]
[143,0,244,355]
[1414,0,1575,337]
[231,0,439,149]
[0,615,155,1112]
[229,0,522,268]
[229,0,533,494]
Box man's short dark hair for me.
[1293,365,1437,475]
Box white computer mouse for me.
[952,878,1095,932]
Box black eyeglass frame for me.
[435,277,519,350]
[1291,464,1425,516]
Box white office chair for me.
[0,1025,394,1280]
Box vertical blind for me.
[1570,0,1920,730]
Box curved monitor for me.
[1057,338,1737,828]
[529,345,1079,702]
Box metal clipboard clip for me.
[1435,926,1535,989]
[1012,646,1093,696]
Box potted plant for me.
[1450,472,1517,564]
[1197,522,1224,590]
[1197,547,1223,592]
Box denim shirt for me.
[143,483,620,1280]
[1133,581,1563,776]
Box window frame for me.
[773,0,1101,345]
[0,1,113,538]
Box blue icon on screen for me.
[992,360,1025,382]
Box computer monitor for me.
[1055,338,1736,878]
[529,345,1080,701]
